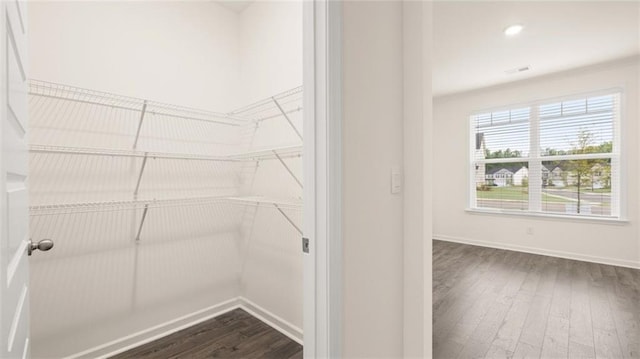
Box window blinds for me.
[471,92,620,218]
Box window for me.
[470,92,621,218]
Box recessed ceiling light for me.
[504,24,524,36]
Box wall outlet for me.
[526,227,534,235]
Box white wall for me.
[403,2,432,357]
[433,58,640,269]
[235,0,303,336]
[239,0,303,105]
[342,1,405,357]
[29,1,241,111]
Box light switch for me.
[391,167,402,194]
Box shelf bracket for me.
[135,204,149,241]
[272,97,302,141]
[274,204,302,235]
[133,100,148,149]
[134,152,149,198]
[273,150,302,188]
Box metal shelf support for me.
[133,100,148,149]
[135,204,149,241]
[272,97,303,141]
[274,204,302,235]
[134,152,149,198]
[273,150,302,188]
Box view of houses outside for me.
[475,161,612,216]
[472,94,616,217]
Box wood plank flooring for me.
[110,309,302,359]
[433,240,640,359]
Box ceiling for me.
[433,1,640,98]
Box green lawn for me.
[477,186,572,203]
[477,186,527,200]
[558,186,612,194]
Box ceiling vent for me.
[505,66,530,74]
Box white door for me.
[1,1,31,358]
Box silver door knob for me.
[28,239,54,256]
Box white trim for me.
[6,239,27,287]
[8,285,28,352]
[66,298,241,359]
[433,234,640,270]
[465,208,628,224]
[326,1,343,357]
[303,1,342,358]
[302,2,316,357]
[64,297,306,359]
[238,297,303,345]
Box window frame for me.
[467,88,624,221]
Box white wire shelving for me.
[30,195,302,240]
[28,80,304,239]
[29,79,302,127]
[30,195,302,216]
[29,144,302,162]
[29,79,248,127]
[228,86,304,141]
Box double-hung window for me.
[470,91,621,219]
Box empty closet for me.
[26,2,303,357]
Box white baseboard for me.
[65,296,303,359]
[238,296,303,345]
[434,234,640,270]
[67,298,241,359]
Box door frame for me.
[303,1,342,357]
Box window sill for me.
[465,208,629,225]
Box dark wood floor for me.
[111,308,302,359]
[433,240,640,359]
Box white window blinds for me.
[470,92,621,218]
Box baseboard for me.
[67,298,241,359]
[65,296,303,359]
[238,296,303,345]
[434,234,640,270]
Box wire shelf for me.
[228,86,303,122]
[228,86,302,117]
[30,195,302,216]
[29,79,246,126]
[28,80,304,237]
[29,144,302,162]
[227,196,303,210]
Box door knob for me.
[28,239,54,256]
